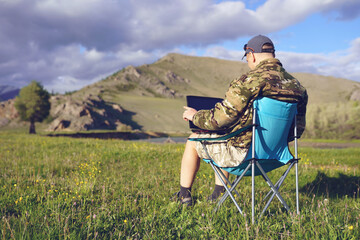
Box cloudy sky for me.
[1,0,360,93]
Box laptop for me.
[186,95,223,132]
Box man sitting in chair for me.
[173,35,308,206]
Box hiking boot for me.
[170,191,193,207]
[207,185,225,202]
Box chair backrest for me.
[226,97,297,176]
[246,97,297,162]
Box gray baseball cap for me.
[243,35,275,59]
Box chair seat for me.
[203,158,285,176]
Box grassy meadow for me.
[1,131,360,239]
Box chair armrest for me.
[188,124,253,142]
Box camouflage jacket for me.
[192,58,308,148]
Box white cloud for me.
[205,46,245,60]
[279,37,360,81]
[0,0,359,93]
[205,37,360,82]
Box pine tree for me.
[14,81,51,134]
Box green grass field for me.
[1,132,359,239]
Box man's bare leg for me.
[180,133,200,188]
[178,133,230,203]
[215,169,229,186]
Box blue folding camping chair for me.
[189,97,300,224]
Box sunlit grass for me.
[0,132,359,239]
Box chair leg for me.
[295,161,300,214]
[252,160,255,224]
[216,177,238,211]
[210,162,244,215]
[256,162,290,212]
[262,175,283,203]
[209,160,297,223]
[259,163,294,219]
[215,166,241,198]
[262,162,295,203]
[215,163,252,212]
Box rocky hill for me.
[0,99,18,127]
[1,53,360,138]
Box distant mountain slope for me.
[0,85,20,101]
[1,53,360,138]
[292,73,360,104]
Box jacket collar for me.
[254,58,282,70]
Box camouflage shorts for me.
[193,133,249,168]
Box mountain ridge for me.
[1,53,360,138]
[0,85,20,101]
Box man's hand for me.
[183,106,197,121]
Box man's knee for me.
[186,133,200,149]
[183,133,200,157]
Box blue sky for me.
[0,0,359,93]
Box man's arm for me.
[288,90,308,141]
[192,74,258,131]
[296,90,308,138]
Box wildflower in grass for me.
[86,215,90,219]
[348,225,354,230]
[124,220,127,223]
